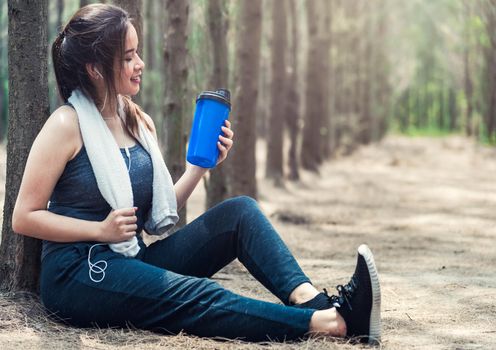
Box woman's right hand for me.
[98,207,138,242]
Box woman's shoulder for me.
[48,104,78,127]
[44,104,82,160]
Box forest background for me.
[0,0,495,349]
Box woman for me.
[12,4,381,344]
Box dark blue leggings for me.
[40,196,315,342]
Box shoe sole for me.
[358,244,381,345]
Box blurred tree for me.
[0,0,49,292]
[255,0,270,140]
[0,0,5,141]
[483,0,496,142]
[301,0,322,172]
[463,0,474,137]
[163,0,189,225]
[229,0,262,198]
[373,0,390,140]
[205,0,229,208]
[359,1,373,145]
[286,0,300,181]
[143,0,156,118]
[56,0,64,31]
[266,0,286,186]
[320,0,332,158]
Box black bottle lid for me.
[197,88,231,110]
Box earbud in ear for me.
[95,68,103,79]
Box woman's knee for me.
[224,195,259,212]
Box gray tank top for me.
[42,140,154,260]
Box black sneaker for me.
[333,244,381,344]
[292,245,381,344]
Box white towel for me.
[68,89,179,257]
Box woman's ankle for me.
[308,308,347,337]
[289,282,320,304]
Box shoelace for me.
[324,275,358,310]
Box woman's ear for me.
[86,63,103,80]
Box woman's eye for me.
[125,58,132,62]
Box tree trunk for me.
[286,0,300,181]
[439,86,445,130]
[484,1,496,141]
[266,0,286,186]
[301,0,321,172]
[0,0,49,292]
[464,47,474,136]
[56,0,64,31]
[359,2,373,145]
[448,88,457,131]
[205,0,229,209]
[319,0,332,159]
[143,0,156,118]
[374,2,390,140]
[162,0,189,225]
[0,0,5,141]
[228,0,262,198]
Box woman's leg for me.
[143,196,313,304]
[40,243,318,342]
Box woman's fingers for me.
[221,125,234,139]
[123,224,138,233]
[218,135,233,149]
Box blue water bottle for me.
[187,89,231,168]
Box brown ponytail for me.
[120,95,154,137]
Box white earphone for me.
[95,68,103,79]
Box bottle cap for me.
[197,88,231,109]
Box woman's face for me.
[115,24,144,96]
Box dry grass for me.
[0,292,360,349]
[1,135,496,349]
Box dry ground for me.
[0,135,495,349]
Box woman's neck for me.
[98,97,119,120]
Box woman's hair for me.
[52,3,152,137]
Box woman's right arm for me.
[12,106,137,243]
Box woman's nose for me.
[136,54,145,71]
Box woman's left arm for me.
[143,112,234,211]
[174,120,234,210]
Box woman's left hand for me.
[216,119,234,165]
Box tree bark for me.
[320,0,332,158]
[0,0,49,292]
[266,0,286,186]
[359,2,373,145]
[56,0,64,31]
[464,47,473,136]
[0,0,5,141]
[228,0,262,198]
[143,0,156,118]
[286,0,300,181]
[482,1,496,141]
[162,0,189,225]
[301,0,321,172]
[205,0,229,209]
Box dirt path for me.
[253,136,496,349]
[1,136,495,349]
